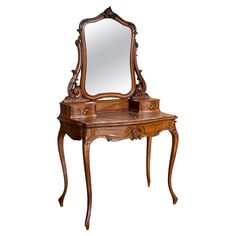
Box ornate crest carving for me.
[102,7,117,19]
[101,7,137,34]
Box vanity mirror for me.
[57,7,179,230]
[85,18,133,97]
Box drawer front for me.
[70,103,96,118]
[129,98,160,112]
[59,101,97,119]
[144,120,174,136]
[140,99,160,112]
[92,120,174,141]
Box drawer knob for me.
[80,108,88,115]
[147,104,154,109]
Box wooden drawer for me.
[59,101,97,119]
[92,119,174,141]
[129,98,160,112]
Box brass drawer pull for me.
[147,104,154,109]
[80,108,88,114]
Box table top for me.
[63,110,177,128]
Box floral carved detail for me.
[99,7,137,34]
[102,7,117,18]
[129,126,144,140]
[67,74,83,99]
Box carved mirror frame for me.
[67,7,149,101]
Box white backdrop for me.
[0,0,236,235]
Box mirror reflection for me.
[85,19,132,96]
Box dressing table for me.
[57,7,179,230]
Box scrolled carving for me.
[66,37,87,100]
[102,6,117,19]
[100,7,137,35]
[130,40,149,100]
[129,126,144,140]
[67,73,82,98]
[136,70,146,92]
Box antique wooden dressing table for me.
[57,7,179,230]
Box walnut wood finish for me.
[58,110,179,229]
[146,137,152,187]
[66,7,149,102]
[83,138,92,230]
[57,128,67,207]
[168,124,179,204]
[57,7,179,230]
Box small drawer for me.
[59,101,97,119]
[140,99,159,112]
[70,102,96,118]
[129,98,160,113]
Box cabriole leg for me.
[168,125,179,204]
[83,138,92,230]
[146,137,152,187]
[58,127,68,207]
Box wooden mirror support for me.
[57,7,179,230]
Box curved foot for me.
[57,127,68,207]
[172,196,178,204]
[83,138,92,230]
[85,221,90,230]
[146,137,152,187]
[58,196,64,207]
[168,124,179,204]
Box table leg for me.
[58,127,68,207]
[83,138,92,230]
[168,125,179,204]
[146,137,152,187]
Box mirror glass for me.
[85,19,132,96]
